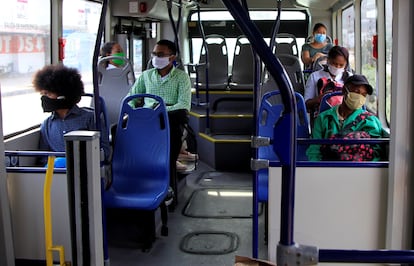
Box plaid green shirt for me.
[128,67,191,112]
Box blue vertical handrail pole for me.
[92,0,108,132]
[196,4,210,132]
[239,0,263,258]
[167,0,182,59]
[220,0,297,248]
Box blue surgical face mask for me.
[314,33,327,43]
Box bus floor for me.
[105,160,268,266]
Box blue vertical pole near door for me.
[220,0,297,258]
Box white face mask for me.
[344,91,366,110]
[152,56,170,69]
[328,64,345,77]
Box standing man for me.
[127,39,192,204]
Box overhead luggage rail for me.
[221,0,414,265]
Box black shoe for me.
[164,186,175,206]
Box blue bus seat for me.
[319,90,366,115]
[97,55,136,127]
[229,35,254,90]
[104,94,170,249]
[195,34,229,90]
[256,90,310,202]
[319,91,343,114]
[253,90,310,247]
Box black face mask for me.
[41,95,73,112]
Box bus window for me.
[63,0,102,94]
[0,0,51,136]
[342,5,355,70]
[132,37,143,77]
[385,0,392,123]
[361,0,377,114]
[188,10,307,77]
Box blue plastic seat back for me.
[258,90,310,159]
[319,91,343,114]
[256,90,310,202]
[105,94,170,210]
[319,90,366,115]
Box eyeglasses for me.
[151,52,172,57]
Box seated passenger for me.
[304,46,352,122]
[306,74,387,161]
[33,65,110,166]
[301,23,333,70]
[100,41,126,69]
[126,39,192,193]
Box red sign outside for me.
[0,34,45,53]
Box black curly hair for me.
[32,64,84,106]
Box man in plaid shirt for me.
[127,39,192,204]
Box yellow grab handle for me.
[44,156,67,266]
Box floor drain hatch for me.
[180,231,238,255]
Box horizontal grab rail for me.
[319,249,414,263]
[5,151,67,173]
[268,160,389,168]
[296,138,390,145]
[5,150,66,157]
[6,167,66,174]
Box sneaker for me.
[176,160,196,174]
[178,151,198,162]
[176,161,187,171]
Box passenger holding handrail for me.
[304,46,352,123]
[33,65,110,166]
[127,39,192,202]
[301,23,333,70]
[306,74,387,161]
